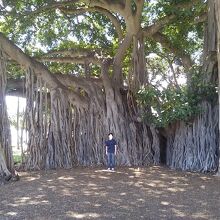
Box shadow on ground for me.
[0,166,219,220]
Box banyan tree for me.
[0,0,219,177]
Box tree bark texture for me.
[166,0,219,173]
[24,66,160,169]
[0,50,13,178]
[166,102,218,172]
[214,0,220,175]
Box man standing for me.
[105,133,117,171]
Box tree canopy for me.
[0,0,209,126]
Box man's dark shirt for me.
[105,139,117,153]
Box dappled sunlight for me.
[60,188,74,196]
[4,211,18,217]
[0,166,219,219]
[83,190,103,196]
[95,169,128,174]
[147,182,156,187]
[66,211,101,219]
[120,192,127,196]
[167,187,185,192]
[200,185,206,189]
[96,175,110,180]
[58,176,75,180]
[200,176,213,181]
[192,212,212,219]
[24,175,41,182]
[7,196,50,207]
[171,208,187,217]
[161,201,170,206]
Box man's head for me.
[108,133,113,140]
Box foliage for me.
[0,0,205,70]
[0,0,208,127]
[137,71,217,127]
[8,112,26,129]
[13,154,22,165]
[6,63,25,79]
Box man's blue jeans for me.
[107,153,115,169]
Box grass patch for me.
[13,154,22,164]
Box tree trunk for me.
[131,33,146,90]
[215,0,220,175]
[166,102,218,172]
[0,50,13,181]
[24,63,160,169]
[24,69,74,169]
[165,0,219,173]
[0,144,11,177]
[17,97,20,150]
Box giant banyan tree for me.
[0,0,219,174]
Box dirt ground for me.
[0,166,219,220]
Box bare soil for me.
[0,166,219,220]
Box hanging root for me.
[0,50,14,181]
[0,51,19,184]
[166,102,218,173]
[46,89,73,168]
[25,68,74,169]
[24,67,161,169]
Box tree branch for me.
[125,0,144,34]
[6,75,102,98]
[135,0,145,19]
[39,56,102,66]
[0,32,88,108]
[152,32,194,71]
[174,0,203,10]
[113,33,133,82]
[38,47,111,65]
[20,1,79,17]
[56,74,102,94]
[61,6,123,41]
[125,0,132,13]
[143,0,206,37]
[19,0,126,17]
[143,14,176,37]
[43,48,99,57]
[88,0,126,15]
